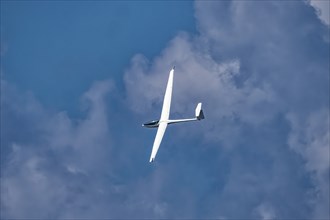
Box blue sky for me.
[1,1,329,219]
[2,1,195,113]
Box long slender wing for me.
[149,122,168,162]
[160,68,174,121]
[149,67,174,162]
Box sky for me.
[1,1,329,219]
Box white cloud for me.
[309,0,330,26]
[124,1,329,218]
[1,79,184,219]
[287,109,330,218]
[1,80,115,218]
[1,1,329,219]
[124,32,278,147]
[255,203,277,220]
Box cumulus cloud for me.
[287,108,330,218]
[1,79,188,219]
[124,1,329,218]
[255,202,276,220]
[309,0,330,26]
[1,80,116,218]
[1,1,329,219]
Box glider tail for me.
[166,102,204,125]
[195,103,205,120]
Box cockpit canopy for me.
[143,120,159,128]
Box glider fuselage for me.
[143,118,200,128]
[143,120,160,128]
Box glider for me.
[142,67,204,162]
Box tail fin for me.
[195,102,205,120]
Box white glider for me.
[142,67,204,162]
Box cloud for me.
[1,80,117,218]
[123,1,329,218]
[1,1,329,219]
[309,0,330,26]
[1,79,191,219]
[255,202,276,220]
[287,108,330,218]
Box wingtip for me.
[149,158,155,163]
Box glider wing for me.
[160,68,174,121]
[149,122,167,162]
[149,67,174,162]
